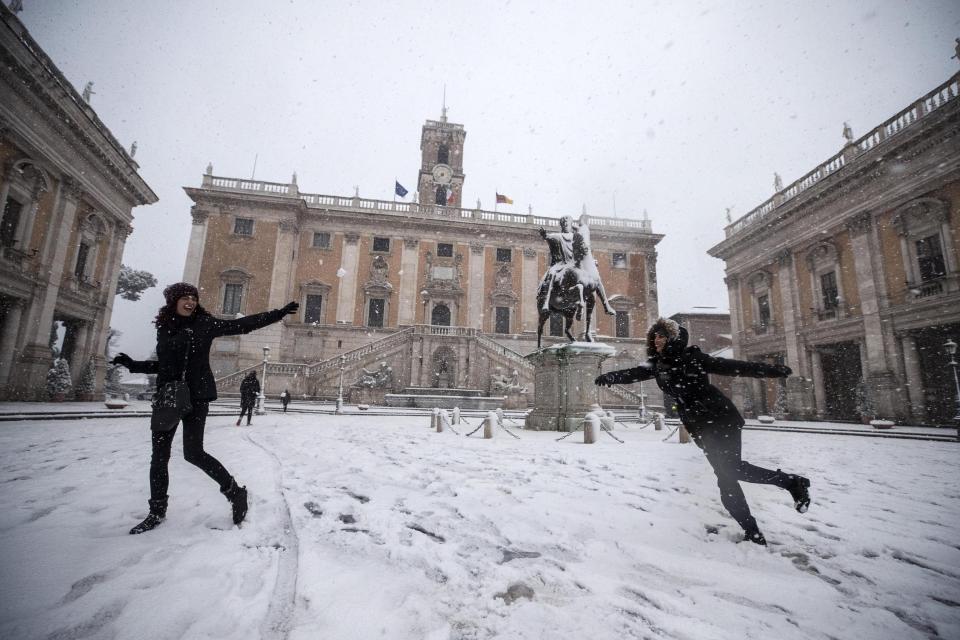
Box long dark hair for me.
[154,302,212,329]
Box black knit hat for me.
[163,282,200,306]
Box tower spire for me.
[441,84,448,123]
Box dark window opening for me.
[223,283,243,315]
[372,236,390,252]
[757,294,771,329]
[820,271,839,310]
[916,234,946,282]
[304,294,323,324]
[612,252,627,268]
[435,185,447,205]
[74,243,90,278]
[437,242,453,258]
[495,306,510,334]
[549,313,564,336]
[431,303,451,326]
[368,298,385,328]
[0,198,24,248]
[234,218,254,236]
[496,248,512,262]
[437,144,449,165]
[616,311,630,337]
[312,232,330,248]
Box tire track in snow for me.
[245,430,300,640]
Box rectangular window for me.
[0,198,23,248]
[612,252,627,268]
[615,311,630,337]
[368,298,385,327]
[223,283,243,315]
[312,232,330,249]
[820,271,839,310]
[437,242,453,257]
[549,313,564,337]
[74,242,90,278]
[757,294,771,328]
[304,294,323,324]
[234,218,254,236]
[916,234,946,282]
[496,248,512,263]
[495,306,510,333]
[372,237,390,252]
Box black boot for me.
[130,497,167,535]
[221,479,248,525]
[773,469,811,513]
[743,530,767,546]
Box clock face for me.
[432,164,453,185]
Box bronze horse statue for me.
[536,219,614,348]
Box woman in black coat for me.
[112,282,298,534]
[237,371,260,426]
[595,317,810,545]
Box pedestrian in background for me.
[280,388,291,413]
[237,371,260,426]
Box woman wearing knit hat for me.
[111,282,299,534]
[595,318,810,546]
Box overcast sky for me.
[16,0,960,358]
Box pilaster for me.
[335,232,361,324]
[468,243,485,330]
[521,247,539,332]
[182,205,210,284]
[398,238,420,325]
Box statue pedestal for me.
[524,342,617,431]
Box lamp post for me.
[335,354,345,414]
[944,339,960,438]
[257,345,270,415]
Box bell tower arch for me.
[417,101,466,208]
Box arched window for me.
[437,144,449,165]
[746,270,774,334]
[804,242,845,321]
[72,213,108,285]
[431,302,451,326]
[893,198,957,298]
[0,159,51,253]
[435,185,448,206]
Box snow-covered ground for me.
[1,410,958,640]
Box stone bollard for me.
[654,413,664,431]
[496,408,504,426]
[431,407,439,430]
[437,409,448,433]
[452,407,461,425]
[484,411,496,439]
[679,423,691,444]
[584,413,600,444]
[601,410,615,434]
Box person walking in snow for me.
[280,389,290,413]
[595,318,810,546]
[237,371,260,426]
[111,282,298,534]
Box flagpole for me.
[393,177,396,203]
[494,191,498,212]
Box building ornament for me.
[845,211,873,235]
[279,218,299,234]
[724,274,740,287]
[891,198,948,237]
[190,206,210,225]
[470,243,485,255]
[522,247,537,259]
[344,232,360,245]
[403,238,419,249]
[775,250,793,267]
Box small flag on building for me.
[447,189,456,205]
[395,181,408,198]
[496,192,513,205]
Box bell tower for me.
[417,101,466,208]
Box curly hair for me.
[154,302,212,329]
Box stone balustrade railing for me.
[473,333,534,372]
[200,175,653,234]
[725,72,959,238]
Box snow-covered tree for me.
[75,358,97,396]
[46,358,72,399]
[104,364,124,397]
[116,265,157,301]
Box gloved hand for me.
[111,352,133,368]
[280,301,300,316]
[594,373,616,387]
[772,364,792,378]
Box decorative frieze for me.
[344,232,360,245]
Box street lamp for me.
[335,354,345,414]
[944,339,960,436]
[257,345,270,415]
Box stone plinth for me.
[524,342,617,431]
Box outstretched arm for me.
[111,352,159,375]
[595,364,655,387]
[695,349,790,379]
[212,302,299,337]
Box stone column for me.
[774,252,802,372]
[17,177,84,398]
[900,333,926,423]
[468,243,485,330]
[398,238,419,326]
[182,206,210,285]
[335,232,361,324]
[724,274,745,409]
[521,248,539,333]
[89,221,130,394]
[809,348,827,419]
[0,297,24,391]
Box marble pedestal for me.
[524,342,617,431]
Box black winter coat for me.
[240,375,261,406]
[598,326,788,431]
[127,309,286,402]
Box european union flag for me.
[395,181,408,198]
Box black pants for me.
[238,403,254,424]
[150,402,233,502]
[281,402,288,413]
[690,425,787,534]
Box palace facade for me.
[709,71,960,425]
[0,5,157,400]
[186,114,663,406]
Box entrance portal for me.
[820,342,862,420]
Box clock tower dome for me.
[417,105,466,207]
